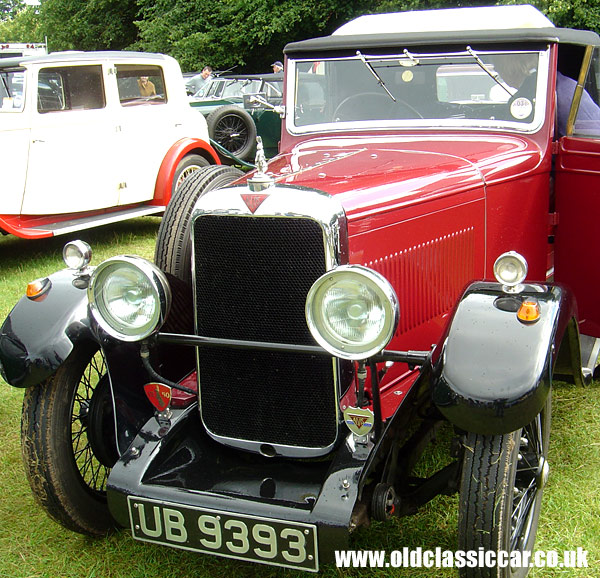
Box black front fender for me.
[0,269,94,387]
[431,282,575,435]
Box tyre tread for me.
[155,165,243,282]
[20,343,114,536]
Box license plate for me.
[128,496,319,571]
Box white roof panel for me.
[333,5,554,36]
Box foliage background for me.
[2,0,600,73]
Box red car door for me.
[555,47,600,337]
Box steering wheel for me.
[333,92,423,121]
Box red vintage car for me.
[1,5,599,576]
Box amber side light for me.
[517,299,541,323]
[26,277,51,300]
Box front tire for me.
[458,394,551,578]
[155,165,244,283]
[21,342,117,536]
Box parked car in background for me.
[189,73,283,161]
[3,5,600,576]
[0,51,218,239]
[0,42,47,59]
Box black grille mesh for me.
[193,215,337,448]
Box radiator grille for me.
[193,215,338,449]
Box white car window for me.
[0,69,25,111]
[116,64,166,105]
[38,65,105,112]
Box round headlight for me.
[305,265,399,360]
[63,240,92,270]
[88,257,171,341]
[493,251,528,290]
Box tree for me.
[0,3,43,41]
[5,0,600,70]
[133,0,365,73]
[498,0,600,33]
[38,0,139,50]
[131,0,537,73]
[1,0,23,22]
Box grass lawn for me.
[0,219,598,577]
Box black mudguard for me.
[0,269,95,388]
[431,281,576,435]
[0,267,164,455]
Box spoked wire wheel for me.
[510,406,550,555]
[458,394,551,578]
[213,113,250,154]
[71,347,114,494]
[21,342,118,535]
[207,105,257,161]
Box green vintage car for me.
[189,73,283,162]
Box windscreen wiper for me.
[356,51,396,102]
[466,46,515,98]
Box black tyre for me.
[155,165,244,283]
[21,342,117,536]
[458,394,551,578]
[172,153,210,195]
[207,105,257,162]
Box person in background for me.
[271,60,283,73]
[186,66,213,95]
[137,76,156,97]
[199,66,213,84]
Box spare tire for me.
[207,105,257,162]
[155,165,244,284]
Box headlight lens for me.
[88,257,171,341]
[305,265,399,360]
[493,251,528,289]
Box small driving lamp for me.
[493,251,528,293]
[63,240,92,271]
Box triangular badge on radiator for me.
[241,193,269,214]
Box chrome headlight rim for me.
[305,265,399,360]
[88,256,171,342]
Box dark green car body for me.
[189,73,283,159]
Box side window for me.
[569,47,600,138]
[38,65,105,113]
[0,69,25,111]
[116,64,166,105]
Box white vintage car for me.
[0,51,218,238]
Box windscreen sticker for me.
[510,97,533,120]
[401,70,414,83]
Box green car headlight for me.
[88,256,171,341]
[305,265,399,360]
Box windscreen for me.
[290,48,548,133]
